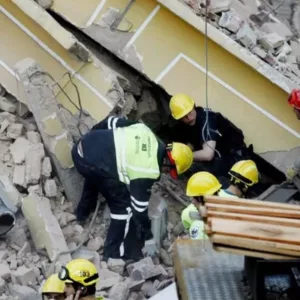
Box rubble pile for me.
[181,0,300,84]
[0,91,181,299]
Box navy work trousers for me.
[71,144,144,261]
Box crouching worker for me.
[58,259,99,300]
[41,274,65,300]
[72,115,193,260]
[182,171,237,240]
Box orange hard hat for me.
[288,89,300,110]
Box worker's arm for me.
[129,178,156,241]
[193,113,219,162]
[91,116,138,131]
[193,140,216,162]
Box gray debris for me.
[44,179,57,197]
[108,280,130,300]
[6,124,23,139]
[87,236,104,252]
[41,157,52,177]
[107,258,125,276]
[26,131,41,144]
[9,137,31,164]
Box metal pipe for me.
[0,198,16,236]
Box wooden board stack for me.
[201,196,300,260]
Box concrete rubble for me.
[181,0,300,87]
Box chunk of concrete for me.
[0,112,16,124]
[15,59,83,206]
[6,124,23,139]
[22,193,71,264]
[108,280,130,300]
[0,278,5,294]
[12,266,36,285]
[25,143,45,185]
[17,241,31,257]
[44,179,57,197]
[218,11,243,33]
[259,32,285,51]
[26,131,41,144]
[260,22,293,38]
[209,0,231,13]
[0,262,11,280]
[236,23,257,49]
[0,119,10,134]
[87,236,104,252]
[0,97,16,113]
[0,250,8,261]
[9,137,30,164]
[97,269,122,290]
[9,284,42,300]
[13,165,26,189]
[42,157,52,177]
[107,258,125,276]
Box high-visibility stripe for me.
[131,196,148,207]
[110,213,128,220]
[112,117,118,129]
[127,164,160,175]
[107,116,114,129]
[131,202,148,213]
[119,207,132,257]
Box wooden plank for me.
[213,245,298,260]
[211,218,300,245]
[212,234,300,257]
[206,211,300,228]
[204,195,300,211]
[206,203,300,219]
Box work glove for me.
[142,239,159,257]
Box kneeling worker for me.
[41,274,65,300]
[181,160,258,239]
[72,116,193,260]
[59,259,99,300]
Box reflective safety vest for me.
[218,189,238,198]
[189,220,209,240]
[113,123,161,185]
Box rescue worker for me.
[288,89,300,119]
[72,115,193,260]
[182,160,259,239]
[58,259,99,300]
[41,274,65,300]
[169,93,247,177]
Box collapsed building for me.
[0,0,299,299]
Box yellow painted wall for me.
[0,1,111,120]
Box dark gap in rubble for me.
[0,212,15,235]
[48,10,285,197]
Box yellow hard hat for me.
[169,142,193,175]
[229,160,259,186]
[181,204,198,229]
[186,172,222,197]
[189,220,209,240]
[42,274,65,294]
[58,259,99,287]
[169,94,195,120]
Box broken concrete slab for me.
[0,112,16,124]
[218,11,243,33]
[107,258,125,276]
[11,266,37,285]
[108,280,130,300]
[260,22,293,38]
[0,97,16,113]
[9,137,31,164]
[22,193,71,264]
[15,58,83,207]
[6,123,23,139]
[25,143,45,185]
[236,23,257,48]
[259,32,285,51]
[9,284,42,300]
[97,269,122,290]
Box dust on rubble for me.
[0,92,189,300]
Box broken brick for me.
[6,123,23,139]
[0,97,16,113]
[9,137,31,164]
[26,131,41,144]
[11,266,36,285]
[42,157,52,177]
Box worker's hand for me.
[142,239,158,257]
